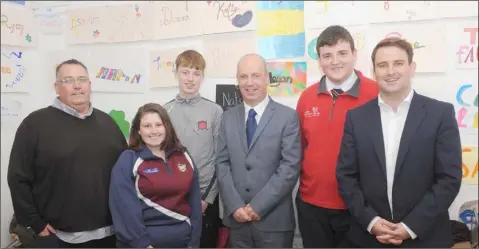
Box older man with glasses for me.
[7,59,128,248]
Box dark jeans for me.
[200,196,221,248]
[33,234,116,248]
[296,195,353,248]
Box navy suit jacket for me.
[336,92,462,248]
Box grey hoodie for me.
[164,94,223,204]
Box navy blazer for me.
[336,92,462,248]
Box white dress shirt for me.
[325,71,358,94]
[244,95,270,124]
[367,89,418,240]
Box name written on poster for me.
[96,67,141,84]
[457,28,478,65]
[158,1,191,26]
[456,83,478,129]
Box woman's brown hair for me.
[128,103,185,152]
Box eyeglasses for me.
[56,76,90,84]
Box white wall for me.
[1,1,477,247]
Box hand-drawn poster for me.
[304,1,369,29]
[6,1,25,5]
[215,84,243,111]
[437,1,478,18]
[105,2,155,43]
[257,1,305,60]
[149,46,201,88]
[49,48,148,93]
[1,97,22,125]
[462,146,478,185]
[450,20,478,69]
[267,62,307,97]
[92,94,137,139]
[66,5,108,44]
[34,7,65,34]
[203,32,256,78]
[373,23,446,73]
[454,80,478,136]
[306,25,371,77]
[153,1,203,40]
[1,46,35,93]
[1,2,37,47]
[368,1,438,23]
[202,1,256,35]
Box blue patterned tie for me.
[246,108,257,147]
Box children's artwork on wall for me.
[462,146,478,185]
[454,82,478,135]
[266,61,307,97]
[372,22,446,73]
[66,5,108,44]
[49,48,148,93]
[203,32,256,78]
[257,1,305,60]
[105,2,155,43]
[304,1,369,29]
[153,1,203,40]
[1,97,22,125]
[202,1,257,35]
[1,46,35,93]
[368,1,438,23]
[450,20,478,69]
[215,84,243,111]
[437,1,478,19]
[149,46,200,88]
[109,109,131,138]
[1,2,37,47]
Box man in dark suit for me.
[336,37,462,248]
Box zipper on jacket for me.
[329,98,336,121]
[163,159,172,175]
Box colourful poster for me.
[109,110,131,138]
[257,1,305,60]
[462,146,478,185]
[455,83,478,133]
[267,61,307,97]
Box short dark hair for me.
[55,59,88,78]
[128,103,185,152]
[316,25,355,57]
[371,37,414,67]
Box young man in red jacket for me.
[295,25,379,248]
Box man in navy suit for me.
[336,37,462,248]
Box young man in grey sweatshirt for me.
[163,50,223,248]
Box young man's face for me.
[176,66,203,97]
[373,46,415,95]
[318,40,357,84]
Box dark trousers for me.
[296,195,352,248]
[200,196,221,248]
[33,234,116,248]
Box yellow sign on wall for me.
[462,146,478,185]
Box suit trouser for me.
[200,196,221,248]
[296,195,353,248]
[228,223,294,248]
